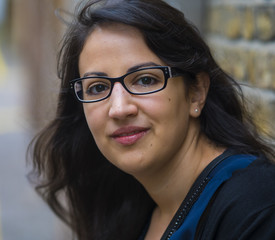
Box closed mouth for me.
[111,126,149,145]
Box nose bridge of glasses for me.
[111,80,132,97]
[111,74,127,85]
[107,73,132,94]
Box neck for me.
[135,129,224,224]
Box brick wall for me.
[206,0,275,87]
[205,0,275,136]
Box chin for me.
[111,156,150,176]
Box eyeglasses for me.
[70,66,183,103]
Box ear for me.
[189,72,210,118]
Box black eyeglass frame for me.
[70,66,184,103]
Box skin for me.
[79,23,224,240]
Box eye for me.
[134,76,159,87]
[86,82,110,95]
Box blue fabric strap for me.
[170,154,257,240]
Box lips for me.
[110,126,149,145]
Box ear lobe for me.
[189,72,210,117]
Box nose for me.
[108,82,138,119]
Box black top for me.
[196,156,275,240]
[138,151,275,240]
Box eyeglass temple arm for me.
[171,67,195,78]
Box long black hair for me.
[28,0,275,239]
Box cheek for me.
[83,106,105,139]
[152,91,190,139]
[146,93,187,124]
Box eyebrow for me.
[82,62,161,78]
[126,62,160,73]
[83,71,107,78]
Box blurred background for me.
[0,0,274,239]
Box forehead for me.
[94,22,142,35]
[78,23,165,76]
[82,23,145,50]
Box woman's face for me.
[79,24,198,178]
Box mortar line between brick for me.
[206,35,275,53]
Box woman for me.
[29,0,275,239]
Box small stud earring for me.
[195,108,199,113]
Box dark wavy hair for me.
[28,0,275,239]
